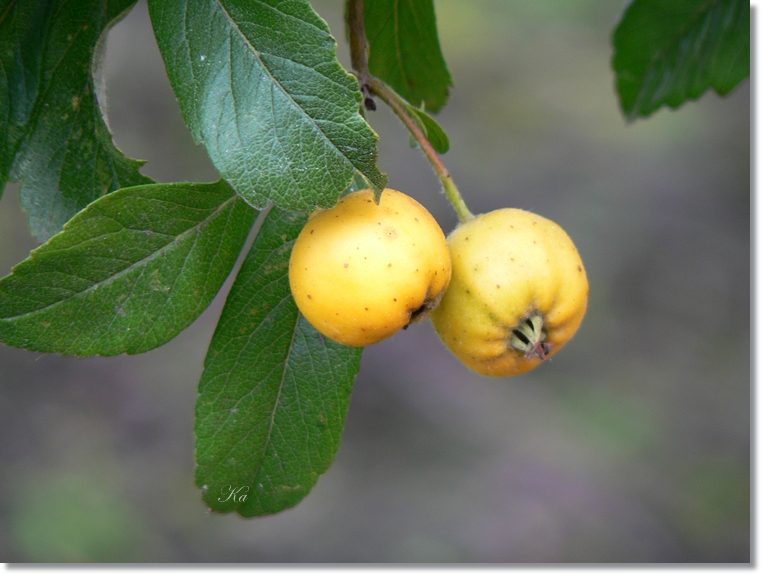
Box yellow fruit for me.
[289,188,452,347]
[430,208,588,376]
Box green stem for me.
[369,78,473,224]
[346,0,473,223]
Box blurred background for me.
[0,0,750,563]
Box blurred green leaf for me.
[0,181,256,356]
[12,470,152,562]
[363,0,452,113]
[404,103,450,154]
[148,0,387,212]
[196,206,362,516]
[0,0,152,241]
[613,0,750,121]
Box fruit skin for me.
[289,188,452,347]
[430,208,588,376]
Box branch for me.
[347,0,375,110]
[346,0,472,222]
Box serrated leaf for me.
[195,206,362,516]
[0,181,256,356]
[148,0,387,212]
[613,0,750,121]
[405,103,450,154]
[363,0,452,113]
[0,0,153,241]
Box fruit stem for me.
[369,78,474,224]
[346,0,473,224]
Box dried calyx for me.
[510,313,553,361]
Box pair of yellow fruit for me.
[289,188,589,376]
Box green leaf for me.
[347,171,372,194]
[404,103,450,154]
[363,0,452,113]
[0,0,153,241]
[0,181,256,356]
[148,0,387,212]
[195,207,362,516]
[613,0,750,121]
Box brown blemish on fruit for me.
[344,263,349,268]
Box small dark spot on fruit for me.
[310,229,314,234]
[388,263,392,267]
[415,218,419,222]
[307,294,312,299]
[344,263,349,268]
[496,284,500,288]
[394,298,397,301]
[365,307,369,311]
[578,265,582,272]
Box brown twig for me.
[347,0,375,110]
